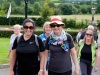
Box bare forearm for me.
[40,52,45,70]
[95,51,99,67]
[71,48,79,68]
[10,55,16,70]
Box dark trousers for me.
[80,59,93,75]
[13,61,19,75]
[48,70,72,75]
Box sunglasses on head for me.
[50,23,63,28]
[86,33,93,36]
[23,26,34,30]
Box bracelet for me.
[40,69,43,72]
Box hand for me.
[38,70,44,75]
[9,70,14,75]
[44,70,48,75]
[74,67,79,75]
[94,66,98,72]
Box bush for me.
[0,30,78,42]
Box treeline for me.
[0,0,100,16]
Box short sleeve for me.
[37,37,45,52]
[67,34,74,49]
[12,37,18,50]
[45,37,50,50]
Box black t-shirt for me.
[45,33,74,73]
[81,44,92,61]
[12,34,45,75]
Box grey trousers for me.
[80,59,93,75]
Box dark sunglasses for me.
[86,33,93,36]
[23,26,34,30]
[50,24,62,28]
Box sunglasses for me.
[23,26,34,30]
[86,33,93,36]
[50,24,62,28]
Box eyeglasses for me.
[23,26,34,30]
[50,24,62,28]
[86,33,93,36]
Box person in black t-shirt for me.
[10,18,45,75]
[77,30,99,75]
[44,16,79,75]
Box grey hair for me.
[87,25,94,31]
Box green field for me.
[0,38,10,64]
[10,14,100,22]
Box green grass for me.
[0,38,10,64]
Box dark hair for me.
[23,18,35,27]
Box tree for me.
[39,0,54,21]
[13,0,21,5]
[33,2,42,15]
[97,0,100,4]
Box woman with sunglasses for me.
[77,29,99,75]
[10,18,45,75]
[44,16,79,75]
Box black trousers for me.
[48,70,72,75]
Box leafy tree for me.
[0,4,6,16]
[97,4,100,13]
[33,2,42,15]
[97,0,100,4]
[39,0,54,21]
[59,4,73,15]
[13,0,21,5]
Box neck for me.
[54,32,61,36]
[15,33,20,36]
[24,34,32,40]
[85,39,91,45]
[45,33,50,37]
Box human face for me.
[50,23,63,36]
[85,32,93,40]
[23,22,34,36]
[14,27,21,34]
[44,25,52,34]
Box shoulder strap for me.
[17,35,22,44]
[35,34,39,47]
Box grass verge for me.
[0,38,10,64]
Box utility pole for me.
[24,0,28,19]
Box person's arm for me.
[9,49,16,75]
[94,49,99,72]
[70,47,79,75]
[44,50,49,75]
[8,35,13,58]
[38,51,45,75]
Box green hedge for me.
[0,16,45,27]
[0,30,78,41]
[0,16,89,28]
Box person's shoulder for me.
[39,33,45,37]
[66,33,72,38]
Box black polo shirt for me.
[12,34,45,75]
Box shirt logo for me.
[29,42,33,44]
